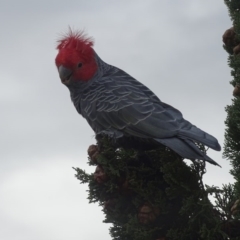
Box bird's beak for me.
[58,65,73,85]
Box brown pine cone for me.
[93,165,108,184]
[233,84,240,97]
[138,203,160,224]
[233,44,240,55]
[223,27,236,48]
[88,145,99,164]
[231,199,240,216]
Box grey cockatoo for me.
[55,30,221,166]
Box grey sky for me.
[0,1,233,239]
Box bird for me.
[55,29,221,166]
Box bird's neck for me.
[94,52,111,75]
[68,52,111,114]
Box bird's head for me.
[55,30,97,85]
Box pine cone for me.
[222,27,236,48]
[231,199,240,216]
[233,84,240,97]
[233,44,240,55]
[93,165,108,184]
[138,203,160,224]
[88,144,99,164]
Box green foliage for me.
[74,137,238,240]
[223,0,240,198]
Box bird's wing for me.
[81,67,188,139]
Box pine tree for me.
[74,2,240,239]
[74,137,239,240]
[223,0,240,200]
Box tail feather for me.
[155,137,221,167]
[178,126,221,151]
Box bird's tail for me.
[178,126,221,151]
[155,137,221,167]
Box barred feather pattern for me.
[69,54,221,166]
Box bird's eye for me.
[77,62,83,68]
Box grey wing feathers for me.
[156,138,220,166]
[82,69,181,139]
[178,126,221,151]
[80,67,221,163]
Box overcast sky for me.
[0,1,233,239]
